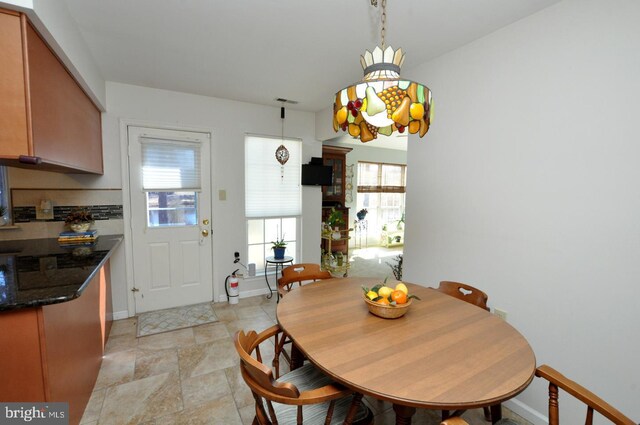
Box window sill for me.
[0,225,19,230]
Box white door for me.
[127,126,212,313]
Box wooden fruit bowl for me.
[364,296,412,319]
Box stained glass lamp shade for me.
[333,45,433,142]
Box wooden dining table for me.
[276,277,536,425]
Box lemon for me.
[377,286,393,299]
[395,283,408,295]
[366,290,378,300]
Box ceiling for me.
[62,0,561,113]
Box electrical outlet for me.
[494,308,508,321]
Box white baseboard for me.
[216,287,272,303]
[112,310,130,320]
[504,398,547,425]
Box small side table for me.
[354,219,368,249]
[264,256,293,300]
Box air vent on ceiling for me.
[275,98,299,105]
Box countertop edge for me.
[0,235,123,312]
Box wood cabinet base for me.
[0,261,112,425]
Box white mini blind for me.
[141,137,202,191]
[245,135,301,218]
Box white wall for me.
[402,0,640,422]
[105,82,323,311]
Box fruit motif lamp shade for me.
[333,0,433,142]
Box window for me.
[245,135,302,270]
[247,217,298,271]
[356,162,407,242]
[0,166,9,224]
[141,138,201,227]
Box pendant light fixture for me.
[275,101,290,181]
[333,0,433,142]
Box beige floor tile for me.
[193,322,230,344]
[237,403,256,425]
[235,305,268,319]
[99,372,183,425]
[137,327,196,350]
[155,394,243,425]
[224,315,276,336]
[211,308,238,322]
[224,365,255,409]
[105,333,138,354]
[79,388,105,424]
[178,338,238,378]
[93,349,136,390]
[109,318,138,337]
[135,347,179,380]
[181,369,232,410]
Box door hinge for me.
[131,287,140,293]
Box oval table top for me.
[276,277,536,411]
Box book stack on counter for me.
[57,230,98,246]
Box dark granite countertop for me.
[0,235,123,311]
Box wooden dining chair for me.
[277,263,332,300]
[440,364,637,425]
[435,281,489,311]
[234,325,373,425]
[435,280,492,421]
[275,264,333,376]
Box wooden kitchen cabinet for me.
[0,9,103,174]
[322,145,352,204]
[0,261,112,425]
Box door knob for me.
[201,229,209,237]
[203,219,209,225]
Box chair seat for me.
[267,363,370,424]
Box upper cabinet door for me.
[26,23,103,174]
[0,10,29,157]
[0,9,103,174]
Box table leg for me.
[264,263,274,299]
[290,342,305,370]
[490,404,502,424]
[392,404,416,425]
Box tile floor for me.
[81,295,533,425]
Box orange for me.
[391,290,407,304]
[376,297,390,305]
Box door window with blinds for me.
[141,137,201,227]
[245,134,301,270]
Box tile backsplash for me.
[0,189,124,240]
[12,204,123,223]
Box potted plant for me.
[356,208,368,221]
[65,209,94,233]
[271,238,287,259]
[326,207,344,228]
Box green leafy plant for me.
[326,207,344,227]
[271,238,287,249]
[386,254,403,281]
[64,209,94,224]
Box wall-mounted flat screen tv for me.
[301,164,333,186]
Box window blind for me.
[141,137,202,191]
[245,135,301,218]
[357,161,406,193]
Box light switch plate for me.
[218,190,227,201]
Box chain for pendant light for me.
[370,0,387,50]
